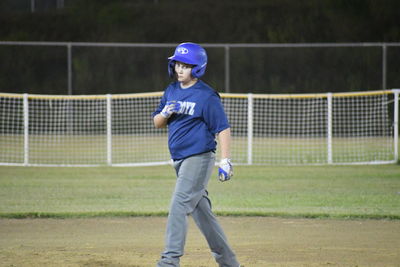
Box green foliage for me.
[1,0,399,43]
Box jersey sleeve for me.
[202,93,230,134]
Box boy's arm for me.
[153,101,181,128]
[218,128,231,159]
[153,113,168,128]
[218,128,233,182]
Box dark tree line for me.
[0,0,399,94]
[1,0,400,43]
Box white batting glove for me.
[160,101,181,118]
[218,158,233,182]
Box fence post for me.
[67,43,72,95]
[224,45,230,93]
[382,44,387,90]
[23,93,29,166]
[394,89,399,162]
[31,0,35,12]
[106,94,112,165]
[327,93,333,164]
[247,93,253,165]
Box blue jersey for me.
[153,80,230,160]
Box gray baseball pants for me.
[157,151,240,267]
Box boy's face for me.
[174,61,194,84]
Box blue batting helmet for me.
[168,42,207,78]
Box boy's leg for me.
[192,196,240,267]
[157,210,188,267]
[157,152,215,267]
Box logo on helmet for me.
[177,47,189,55]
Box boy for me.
[152,42,240,267]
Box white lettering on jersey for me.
[177,101,196,115]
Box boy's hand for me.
[218,158,233,182]
[160,101,181,118]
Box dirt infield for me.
[0,217,399,267]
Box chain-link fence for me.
[1,90,398,166]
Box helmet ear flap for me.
[191,63,207,78]
[191,66,201,78]
[168,60,176,78]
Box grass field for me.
[0,134,397,165]
[0,164,399,219]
